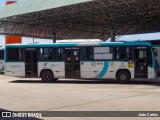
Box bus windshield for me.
[153,48,159,67]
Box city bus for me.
[4,41,160,83]
[0,47,4,73]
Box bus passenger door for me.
[135,49,148,78]
[65,48,80,78]
[25,48,38,77]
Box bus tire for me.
[40,70,54,83]
[117,71,131,83]
[53,78,59,82]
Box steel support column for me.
[111,25,116,42]
[52,32,56,43]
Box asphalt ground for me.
[0,74,160,120]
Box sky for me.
[0,0,160,46]
[0,0,6,6]
[0,0,53,46]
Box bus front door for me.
[135,49,148,78]
[65,48,80,78]
[25,49,38,77]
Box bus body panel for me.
[148,67,156,79]
[80,61,105,78]
[38,62,65,78]
[5,62,25,77]
[81,61,134,79]
[0,60,4,73]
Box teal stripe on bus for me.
[98,61,109,78]
[5,42,152,48]
[100,42,151,46]
[5,43,78,48]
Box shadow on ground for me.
[0,108,42,120]
[9,79,160,86]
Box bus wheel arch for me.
[40,69,55,83]
[116,69,131,83]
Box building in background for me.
[5,0,22,44]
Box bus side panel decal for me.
[148,67,156,79]
[98,61,109,78]
[5,62,25,77]
[80,61,104,78]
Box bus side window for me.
[81,47,93,60]
[94,47,113,60]
[7,48,24,61]
[19,49,24,60]
[138,50,146,63]
[39,48,52,60]
[53,48,64,60]
[115,47,130,60]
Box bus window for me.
[39,48,52,60]
[94,47,113,60]
[115,47,130,60]
[53,48,64,60]
[74,50,79,63]
[7,48,24,61]
[81,47,93,60]
[138,50,146,63]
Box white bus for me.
[0,47,4,73]
[4,41,160,83]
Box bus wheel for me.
[40,70,54,83]
[117,71,130,83]
[53,78,59,82]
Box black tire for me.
[40,70,54,83]
[117,71,131,83]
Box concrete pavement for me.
[0,75,160,120]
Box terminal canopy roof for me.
[0,0,160,40]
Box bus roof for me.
[5,41,151,48]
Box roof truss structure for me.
[0,0,160,41]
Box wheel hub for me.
[120,74,127,81]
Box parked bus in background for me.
[4,41,160,83]
[0,47,4,73]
